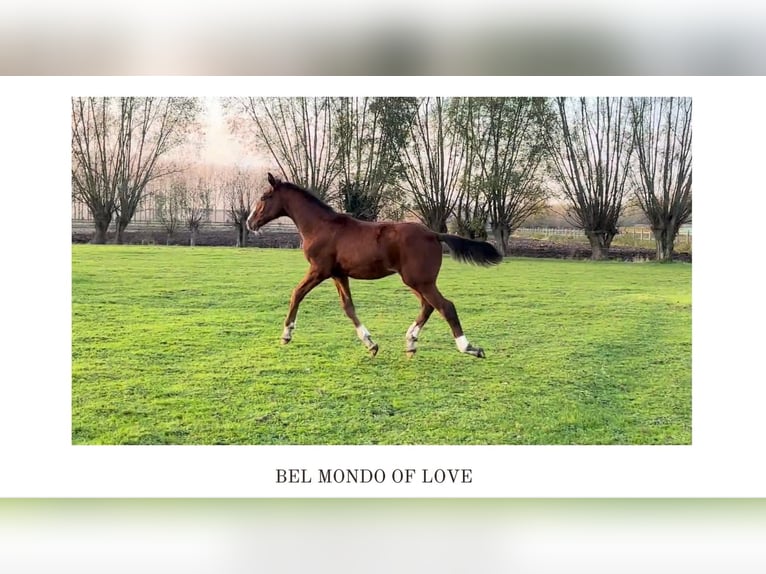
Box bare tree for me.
[448,100,487,239]
[71,97,200,244]
[71,97,119,243]
[221,167,259,247]
[630,97,692,261]
[399,97,471,232]
[156,171,214,246]
[453,187,489,239]
[469,97,552,255]
[183,176,213,247]
[112,97,200,243]
[154,177,185,244]
[334,97,418,220]
[227,97,340,201]
[546,97,634,260]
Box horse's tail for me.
[437,234,503,266]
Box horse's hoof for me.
[465,345,485,358]
[280,337,291,345]
[369,343,379,357]
[406,349,416,359]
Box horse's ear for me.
[268,172,277,187]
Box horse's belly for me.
[338,253,398,280]
[336,230,400,279]
[347,267,397,280]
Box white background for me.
[1,76,763,498]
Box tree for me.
[450,98,486,240]
[468,97,552,255]
[183,176,213,247]
[227,97,340,202]
[452,187,488,240]
[156,172,213,246]
[221,167,259,247]
[546,97,634,260]
[71,97,200,244]
[71,97,119,244]
[399,97,472,232]
[112,98,201,244]
[334,97,418,220]
[154,177,185,244]
[630,97,692,262]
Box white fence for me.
[72,217,298,234]
[72,197,691,243]
[72,197,297,233]
[72,197,298,234]
[516,227,692,242]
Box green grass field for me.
[72,245,691,445]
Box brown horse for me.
[247,173,502,358]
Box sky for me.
[199,98,264,168]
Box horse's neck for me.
[283,192,332,236]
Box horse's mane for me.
[281,181,336,214]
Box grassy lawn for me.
[72,245,691,445]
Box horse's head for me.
[247,172,288,232]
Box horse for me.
[246,173,503,358]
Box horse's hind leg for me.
[405,291,434,358]
[333,276,379,356]
[417,283,485,358]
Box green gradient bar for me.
[2,500,766,573]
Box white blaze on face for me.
[247,206,258,231]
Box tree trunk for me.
[653,226,675,262]
[492,225,511,256]
[236,223,248,247]
[91,217,110,244]
[425,214,448,233]
[114,219,129,244]
[585,230,614,260]
[189,226,198,247]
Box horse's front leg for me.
[281,269,326,344]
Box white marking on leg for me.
[356,324,371,342]
[455,335,469,353]
[406,322,421,340]
[406,322,420,353]
[282,321,295,341]
[355,324,377,350]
